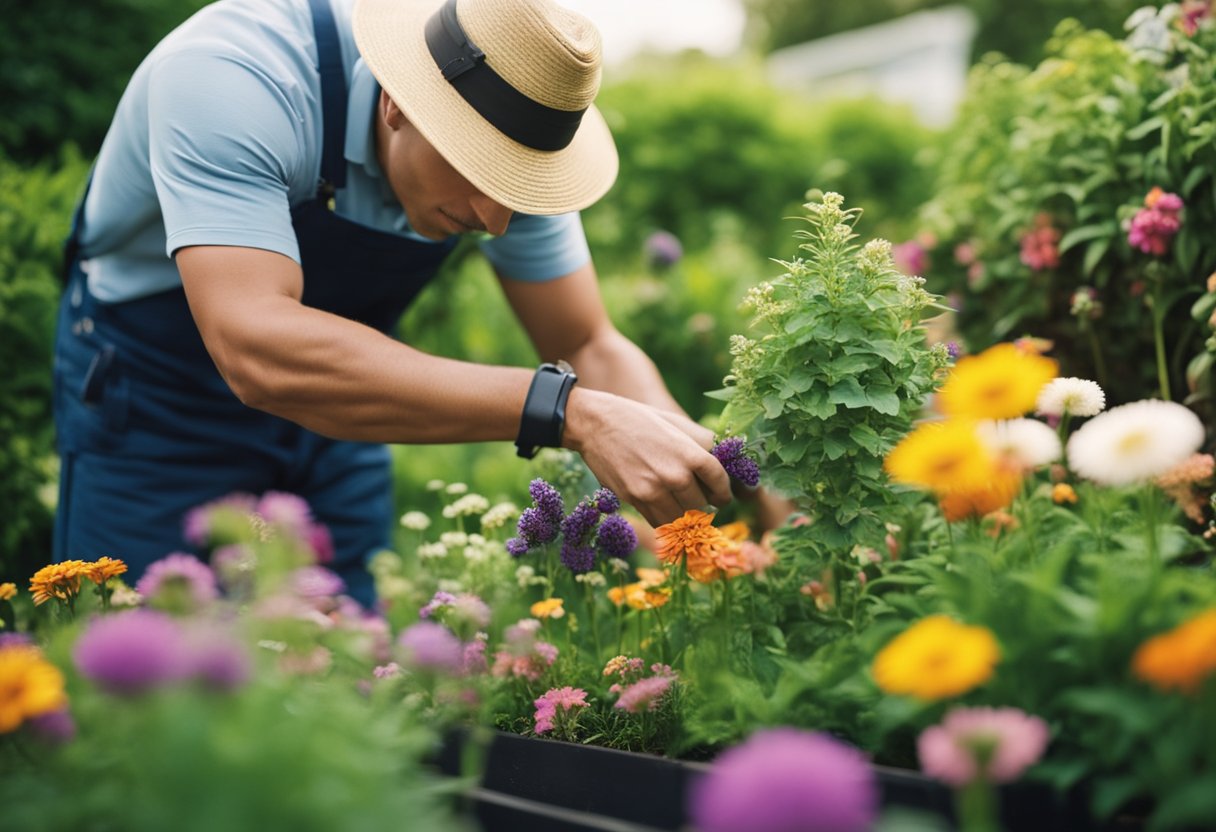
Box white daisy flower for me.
[977,418,1062,470]
[399,510,431,531]
[1036,377,1106,417]
[444,482,469,496]
[416,542,448,559]
[1067,400,1205,486]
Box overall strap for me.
[307,0,348,200]
[61,169,95,283]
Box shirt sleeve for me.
[146,49,307,261]
[478,212,591,281]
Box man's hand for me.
[562,387,732,527]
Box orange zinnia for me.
[1132,609,1216,694]
[653,510,722,565]
[28,561,88,606]
[83,557,128,584]
[938,471,1022,522]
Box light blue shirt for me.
[80,0,591,303]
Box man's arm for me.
[178,245,731,526]
[498,261,731,522]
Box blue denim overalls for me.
[53,0,457,606]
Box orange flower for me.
[1132,609,1216,694]
[0,646,67,733]
[718,521,751,542]
[607,582,671,610]
[83,557,128,584]
[653,510,722,565]
[1051,483,1078,505]
[530,598,565,619]
[938,472,1022,522]
[28,561,88,606]
[634,568,669,587]
[0,583,16,602]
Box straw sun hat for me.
[352,0,619,216]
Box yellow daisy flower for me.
[0,646,68,733]
[885,420,998,495]
[0,583,16,602]
[530,598,565,619]
[83,557,128,585]
[938,343,1058,420]
[872,615,1001,700]
[28,561,88,606]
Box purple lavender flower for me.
[946,341,961,360]
[689,728,878,832]
[593,488,620,514]
[136,553,219,612]
[397,621,464,673]
[528,478,565,525]
[506,537,529,557]
[289,566,345,599]
[73,609,190,695]
[517,507,558,547]
[645,230,683,268]
[712,438,761,488]
[560,542,596,574]
[595,513,638,559]
[419,591,457,619]
[560,501,601,547]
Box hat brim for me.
[353,0,618,216]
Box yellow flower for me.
[1051,483,1078,505]
[938,471,1022,522]
[83,557,128,585]
[0,583,16,602]
[718,521,751,542]
[938,343,1058,420]
[0,646,68,733]
[607,582,671,610]
[1132,609,1216,694]
[530,598,565,619]
[872,615,1001,700]
[634,568,669,587]
[28,561,88,606]
[885,420,998,495]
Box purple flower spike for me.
[517,507,558,547]
[506,537,529,557]
[560,542,596,574]
[74,609,190,695]
[528,479,566,525]
[593,488,620,514]
[712,438,761,488]
[560,502,601,547]
[595,514,638,559]
[689,728,878,832]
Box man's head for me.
[354,0,618,218]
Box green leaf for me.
[1190,292,1216,322]
[1057,222,1116,255]
[827,353,877,375]
[866,388,902,416]
[823,434,848,460]
[1083,236,1113,277]
[828,377,869,409]
[703,387,735,402]
[762,394,784,419]
[849,423,884,455]
[1127,115,1166,140]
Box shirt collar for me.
[345,59,383,179]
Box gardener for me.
[54,0,733,605]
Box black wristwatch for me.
[515,361,578,459]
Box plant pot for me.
[434,729,1146,832]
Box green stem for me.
[1142,483,1162,579]
[1084,321,1109,392]
[1151,289,1172,401]
[584,582,602,662]
[956,780,1000,832]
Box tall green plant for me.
[715,192,945,610]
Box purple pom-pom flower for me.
[595,513,637,559]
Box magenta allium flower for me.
[136,552,219,611]
[892,240,929,276]
[185,625,251,691]
[462,636,488,674]
[373,662,402,679]
[256,491,314,533]
[397,621,464,673]
[1128,188,1184,256]
[73,609,190,695]
[1019,214,1061,271]
[289,566,345,599]
[918,706,1050,787]
[533,686,589,735]
[689,728,878,832]
[304,522,335,564]
[183,493,258,547]
[645,230,683,268]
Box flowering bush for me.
[916,4,1216,410]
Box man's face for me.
[375,91,513,240]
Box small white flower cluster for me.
[399,510,431,531]
[425,479,446,492]
[439,531,469,548]
[443,493,489,518]
[607,558,631,575]
[416,542,448,559]
[444,482,469,496]
[480,502,519,531]
[575,572,607,587]
[515,564,549,588]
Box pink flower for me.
[533,686,589,734]
[613,672,676,713]
[918,707,1050,787]
[892,240,930,276]
[1128,188,1184,256]
[1019,214,1061,271]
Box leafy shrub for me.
[0,148,90,577]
